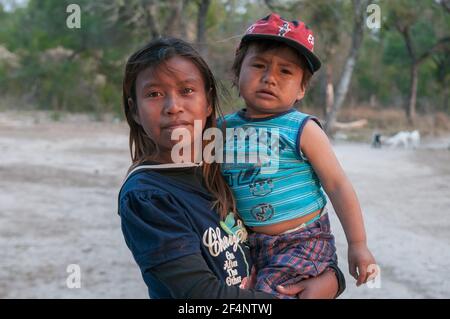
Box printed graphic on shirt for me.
[202,213,250,286]
[238,167,260,186]
[249,178,274,197]
[250,203,275,222]
[228,127,287,156]
[223,126,285,174]
[223,251,242,286]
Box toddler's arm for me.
[300,120,377,286]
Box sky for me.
[0,0,28,12]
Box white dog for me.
[385,130,420,149]
[409,130,420,149]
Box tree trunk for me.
[196,0,211,57]
[179,0,190,40]
[164,0,183,37]
[326,53,356,128]
[146,1,160,39]
[325,64,334,115]
[324,0,368,134]
[403,36,449,124]
[407,62,418,124]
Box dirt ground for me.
[1,111,449,298]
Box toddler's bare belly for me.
[250,208,322,235]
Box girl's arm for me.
[300,120,377,286]
[150,253,275,299]
[151,254,344,299]
[276,265,345,298]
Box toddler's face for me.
[238,45,306,118]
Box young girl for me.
[220,14,377,298]
[118,37,345,298]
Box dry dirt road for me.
[1,111,449,298]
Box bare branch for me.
[417,36,450,63]
[400,26,417,61]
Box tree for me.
[324,0,369,133]
[387,0,450,124]
[196,0,211,56]
[93,0,191,40]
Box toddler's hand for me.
[348,242,377,286]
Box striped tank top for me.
[219,108,327,227]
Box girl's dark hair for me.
[122,37,236,219]
[232,39,313,90]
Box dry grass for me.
[296,105,450,141]
[331,106,450,141]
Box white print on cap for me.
[308,34,314,45]
[278,22,291,36]
[246,25,255,34]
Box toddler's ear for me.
[296,85,306,101]
[128,98,141,125]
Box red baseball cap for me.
[239,13,321,73]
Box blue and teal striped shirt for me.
[219,108,326,226]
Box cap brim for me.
[241,34,321,73]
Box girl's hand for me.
[348,242,377,286]
[240,266,257,289]
[276,268,339,299]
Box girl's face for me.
[131,56,212,163]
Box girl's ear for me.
[207,104,213,117]
[128,98,141,125]
[206,88,213,116]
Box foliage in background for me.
[0,0,449,119]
